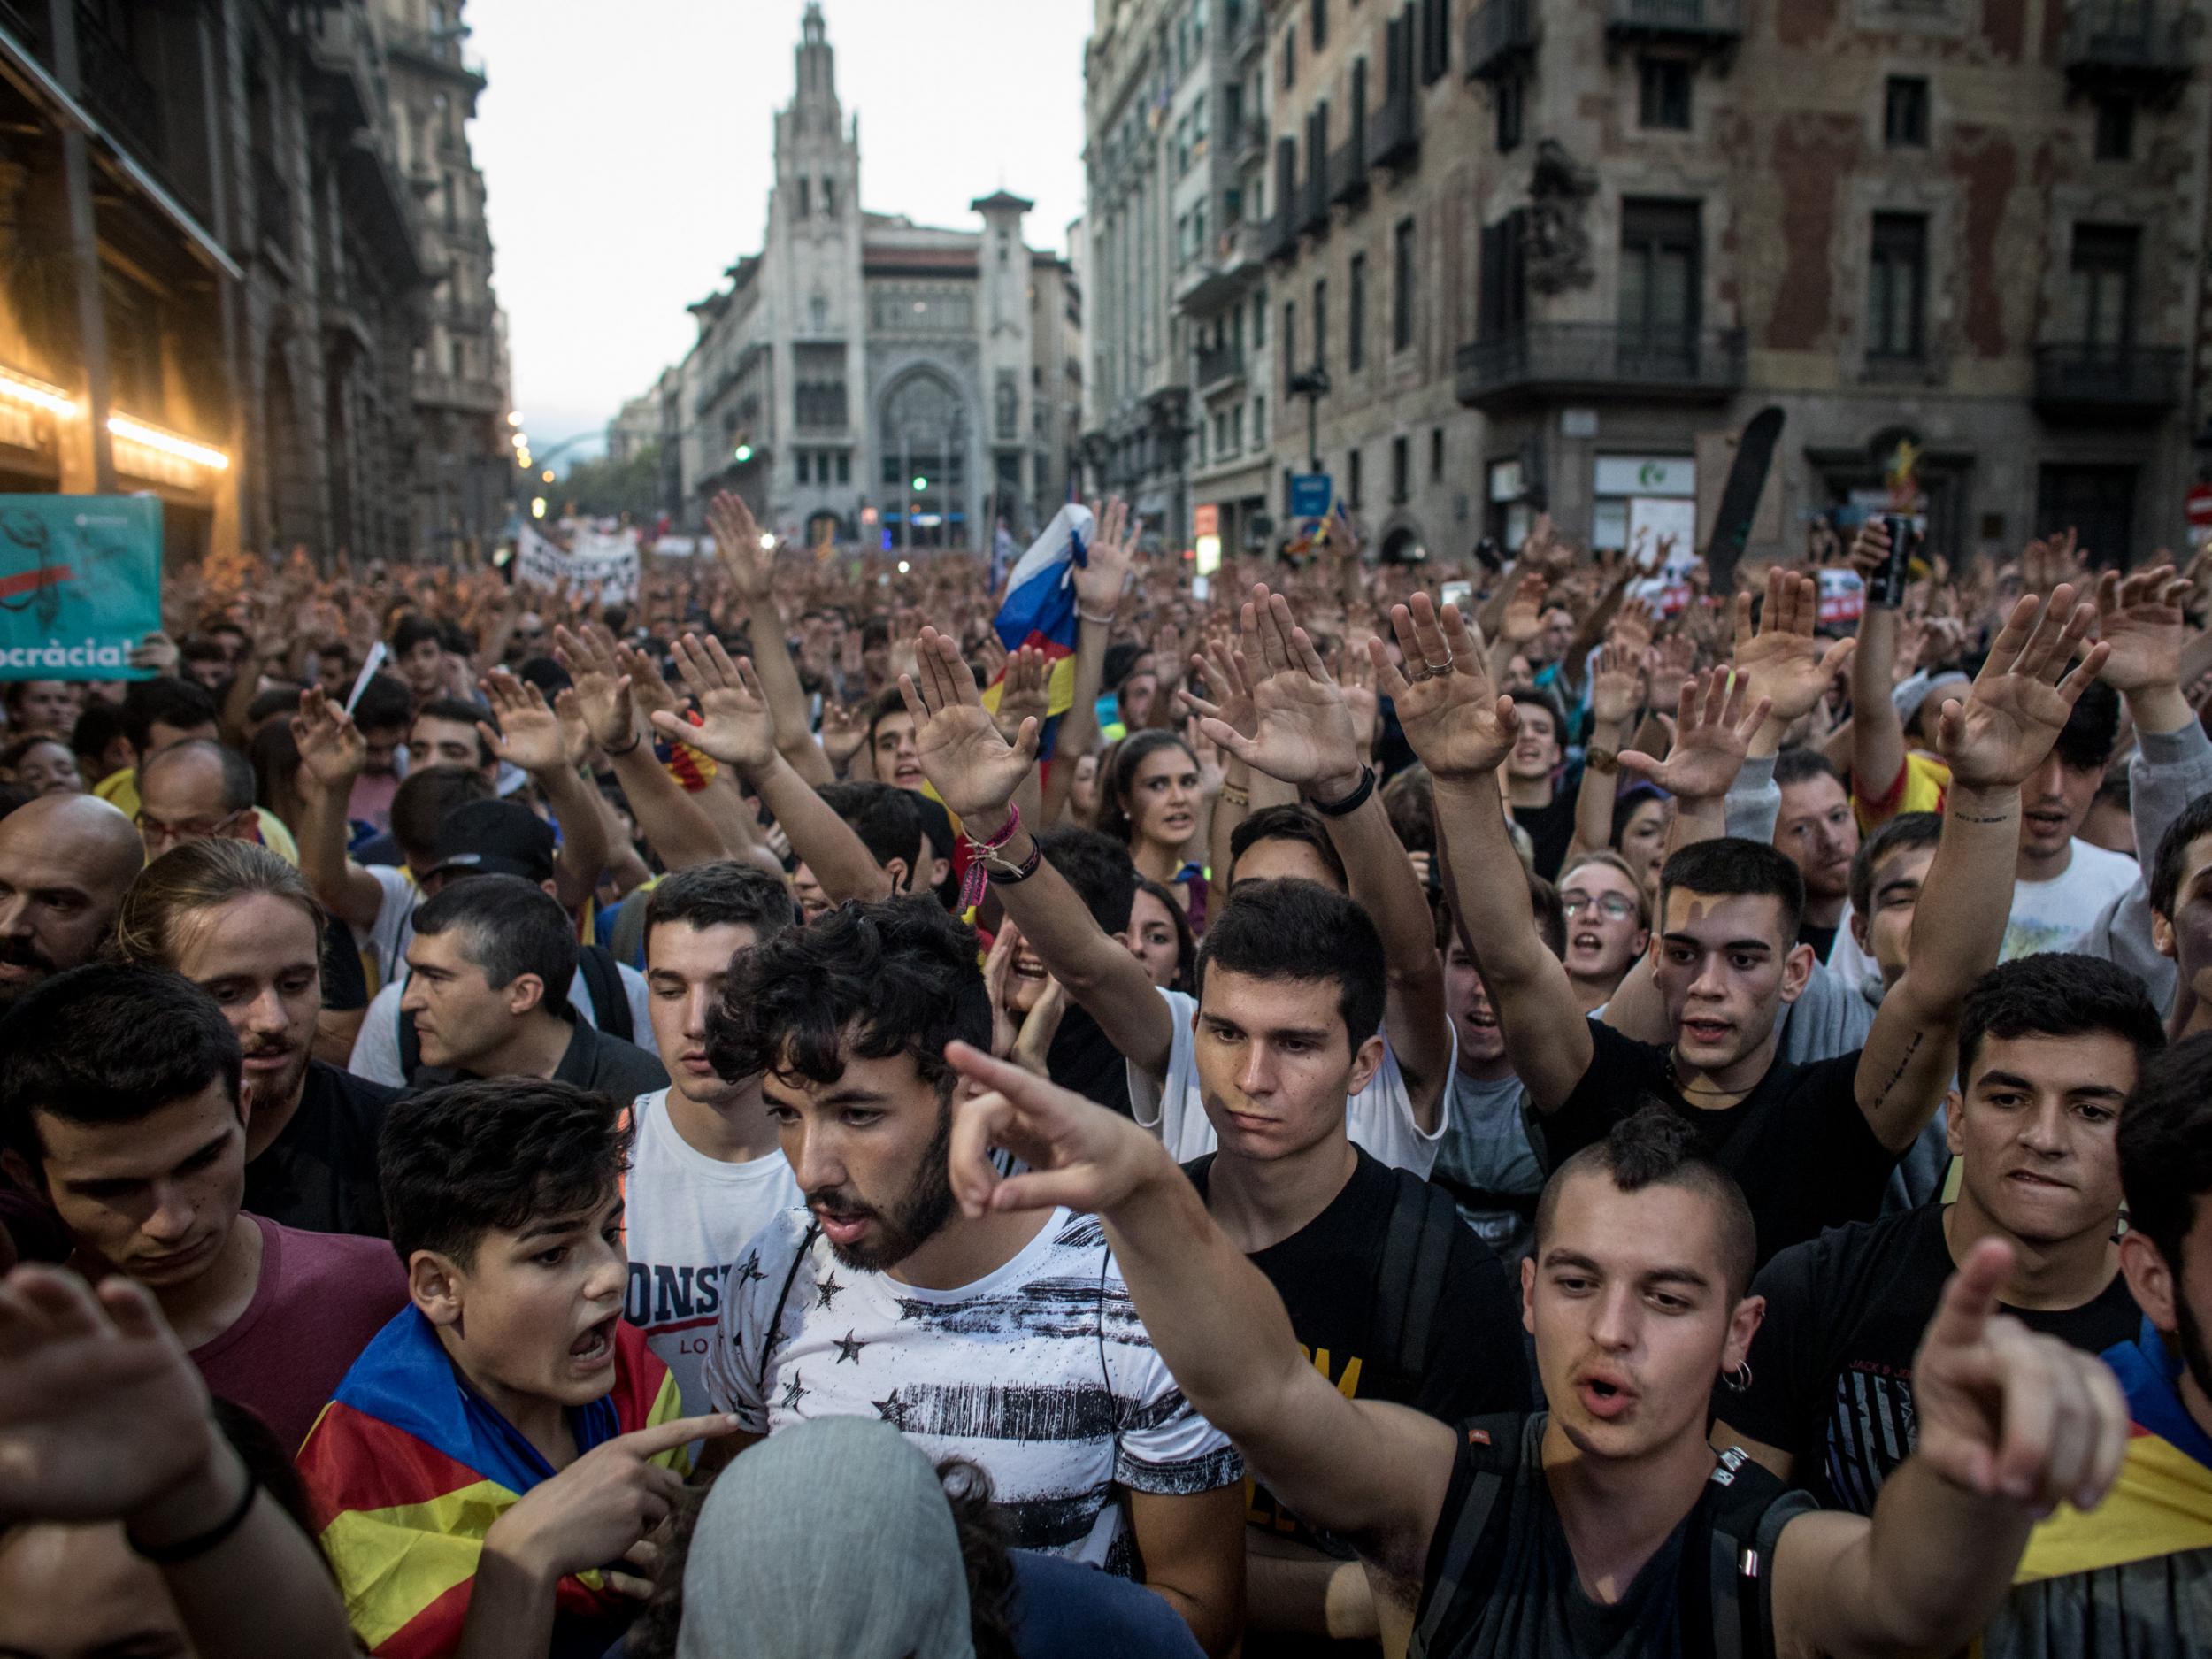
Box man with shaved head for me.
[0,794,143,1012]
[134,739,260,863]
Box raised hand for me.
[290,685,367,792]
[1335,644,1379,758]
[554,623,638,753]
[1178,632,1258,748]
[707,490,774,603]
[2093,562,2192,695]
[819,699,869,770]
[1617,668,1772,801]
[1938,586,2108,790]
[994,643,1051,748]
[897,626,1039,827]
[945,1041,1167,1220]
[1072,497,1135,617]
[615,641,682,722]
[479,669,568,774]
[1589,641,1643,730]
[1609,594,1659,656]
[1731,567,1857,727]
[1909,1239,2127,1513]
[1499,570,1548,649]
[649,634,778,774]
[0,1266,217,1525]
[1370,593,1521,780]
[1188,584,1362,794]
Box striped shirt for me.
[704,1206,1242,1571]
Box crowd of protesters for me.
[1,482,2209,1659]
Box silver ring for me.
[1421,653,1454,676]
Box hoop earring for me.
[1723,1362,1754,1394]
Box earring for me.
[1723,1362,1754,1394]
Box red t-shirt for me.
[190,1215,410,1454]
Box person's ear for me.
[2118,1232,2179,1336]
[1631,926,1650,956]
[1346,1033,1386,1097]
[1850,908,1870,951]
[506,972,547,1018]
[1943,1088,1966,1156]
[409,1250,466,1325]
[1721,1293,1766,1377]
[2153,909,2177,962]
[1519,1254,1537,1339]
[1778,941,1814,1004]
[0,1146,45,1197]
[883,856,911,894]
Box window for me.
[1392,435,1410,503]
[1254,288,1269,346]
[1638,58,1691,131]
[1348,253,1367,372]
[1393,219,1415,351]
[795,452,811,485]
[823,177,837,217]
[835,452,850,484]
[1496,71,1525,152]
[1283,27,1296,87]
[1431,426,1445,481]
[2037,465,2135,564]
[1311,0,1326,50]
[1884,77,1928,148]
[1254,394,1267,444]
[1420,0,1450,85]
[2095,96,2134,161]
[1312,277,1327,373]
[1479,211,1529,342]
[1215,410,1230,455]
[795,177,811,217]
[1619,198,1701,342]
[2070,224,2139,348]
[1348,446,1363,507]
[1283,301,1297,391]
[1867,211,1928,361]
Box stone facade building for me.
[1093,0,2210,568]
[0,0,503,564]
[626,5,1080,548]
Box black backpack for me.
[1372,1164,1467,1380]
[1412,1422,1796,1659]
[398,942,634,1081]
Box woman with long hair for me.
[1092,728,1210,928]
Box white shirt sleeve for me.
[1099,1252,1243,1496]
[1122,988,1201,1157]
[365,865,418,987]
[618,962,655,1047]
[703,1210,807,1428]
[347,983,408,1087]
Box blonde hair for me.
[111,838,326,969]
[1557,848,1653,932]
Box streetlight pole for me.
[1289,368,1330,475]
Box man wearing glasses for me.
[135,739,300,865]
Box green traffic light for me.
[912,475,928,491]
[734,444,755,463]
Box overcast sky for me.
[467,0,1093,465]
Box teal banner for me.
[0,495,164,680]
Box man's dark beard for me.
[0,935,56,1012]
[2173,1265,2212,1424]
[810,1102,956,1272]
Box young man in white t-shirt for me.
[698,896,1245,1657]
[623,863,802,1413]
[2001,680,2138,959]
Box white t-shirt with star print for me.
[703,1204,1242,1571]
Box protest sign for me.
[0,495,163,680]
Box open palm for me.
[708,491,773,603]
[900,626,1038,824]
[1732,568,1855,726]
[2093,565,2188,695]
[1619,669,1768,800]
[650,634,777,773]
[554,624,636,750]
[290,687,365,790]
[1197,587,1358,788]
[1371,595,1519,780]
[1941,585,2108,789]
[480,672,567,773]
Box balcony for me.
[1197,341,1247,392]
[382,22,489,89]
[1233,115,1269,168]
[2063,2,2189,86]
[1454,323,1745,409]
[1299,160,1330,236]
[2033,342,2183,416]
[1371,82,1419,167]
[1467,0,1539,80]
[1328,132,1369,206]
[1264,204,1300,262]
[415,373,509,414]
[1228,0,1268,62]
[1605,0,1745,50]
[73,3,162,163]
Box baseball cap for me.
[422,798,557,885]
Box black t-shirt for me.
[320,916,369,1014]
[243,1061,402,1239]
[1539,1020,1899,1269]
[1413,1413,1815,1659]
[1797,918,1839,963]
[1722,1203,2143,1515]
[1186,1147,1530,1550]
[416,1020,670,1100]
[1045,1002,1133,1118]
[1512,791,1579,881]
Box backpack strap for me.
[1684,1444,1797,1659]
[1373,1167,1466,1379]
[579,945,633,1043]
[1409,1417,1525,1659]
[398,996,421,1082]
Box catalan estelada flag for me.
[298,1307,685,1657]
[981,503,1095,759]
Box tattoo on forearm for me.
[1950,810,2017,826]
[1871,1029,1924,1108]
